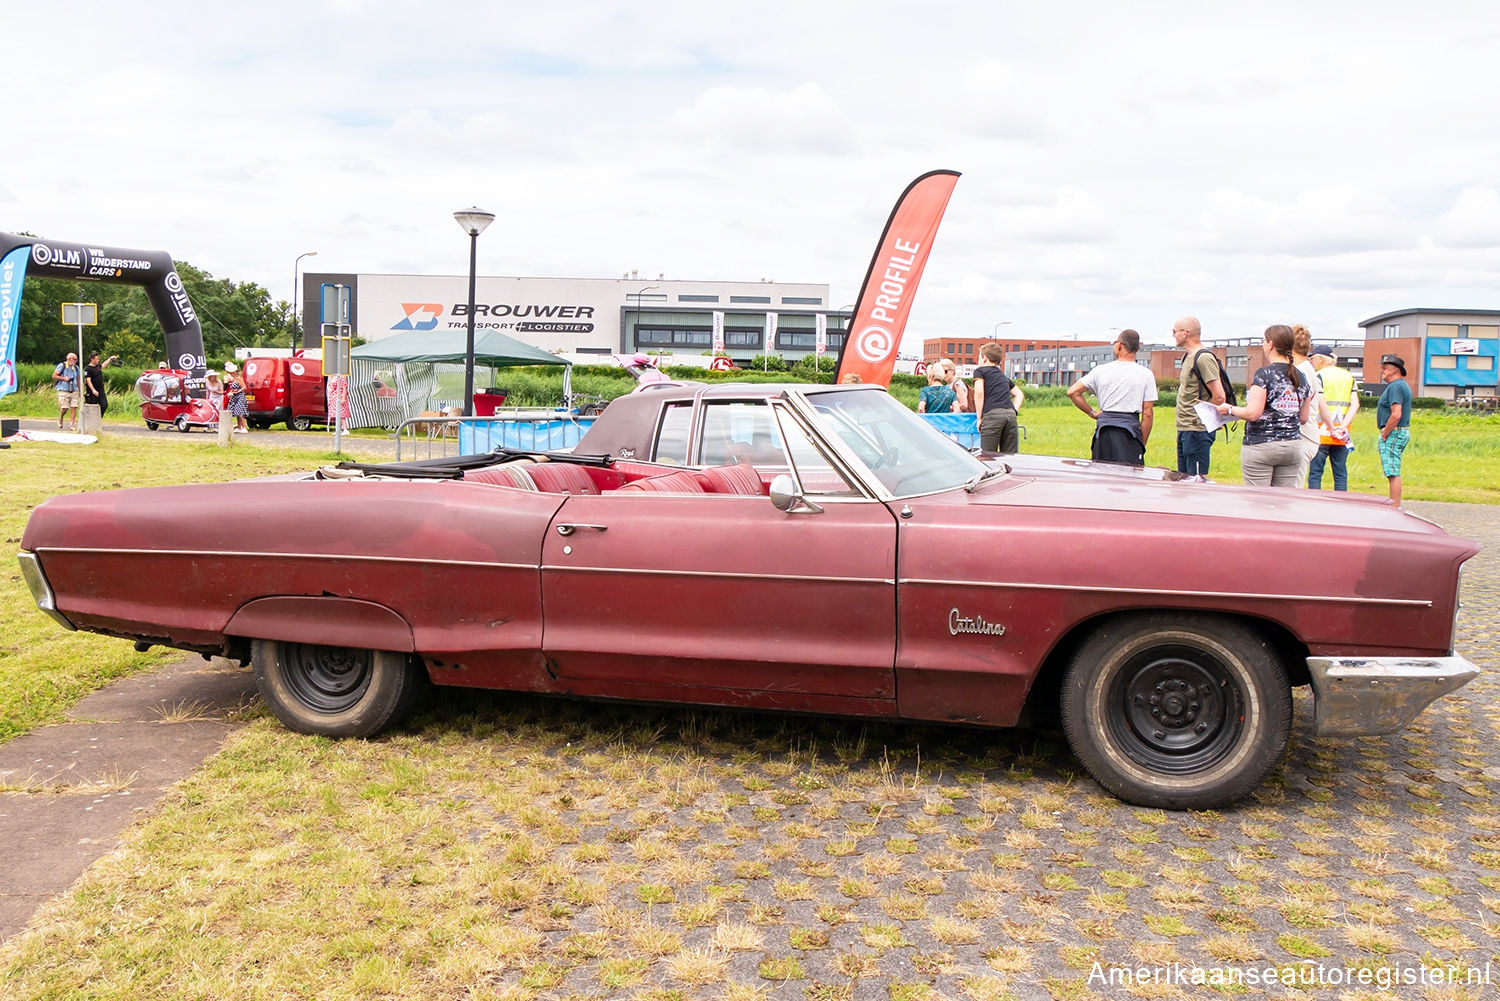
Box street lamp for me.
[629,285,659,352]
[291,251,316,351]
[454,207,495,416]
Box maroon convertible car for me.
[19,385,1480,808]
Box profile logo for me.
[854,324,892,364]
[392,303,443,331]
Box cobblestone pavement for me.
[3,502,1495,999]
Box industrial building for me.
[1358,308,1499,400]
[299,272,848,365]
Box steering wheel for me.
[872,447,900,470]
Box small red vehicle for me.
[242,355,326,431]
[135,369,218,433]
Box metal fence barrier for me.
[393,413,599,461]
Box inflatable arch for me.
[0,230,205,395]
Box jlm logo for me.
[392,303,443,331]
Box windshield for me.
[801,388,990,497]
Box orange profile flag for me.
[833,170,960,387]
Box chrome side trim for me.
[898,577,1432,608]
[543,564,895,586]
[1308,655,1480,736]
[30,547,534,572]
[17,552,76,631]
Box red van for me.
[242,356,326,430]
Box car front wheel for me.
[252,639,422,737]
[1059,613,1291,810]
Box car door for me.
[540,443,898,706]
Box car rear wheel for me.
[1059,613,1291,810]
[290,415,313,431]
[145,420,159,431]
[252,639,423,737]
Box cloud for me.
[1432,188,1500,249]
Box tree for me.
[15,261,291,366]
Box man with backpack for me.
[1172,316,1228,477]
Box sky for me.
[6,1,1499,355]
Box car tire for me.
[145,420,159,431]
[251,639,423,738]
[174,415,191,432]
[1059,613,1291,810]
[290,415,313,431]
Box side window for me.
[700,401,784,466]
[653,404,693,465]
[773,408,861,497]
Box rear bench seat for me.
[466,461,763,496]
[464,462,608,494]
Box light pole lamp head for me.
[454,208,496,237]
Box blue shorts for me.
[1378,427,1409,477]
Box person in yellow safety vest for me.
[1307,345,1360,491]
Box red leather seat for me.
[616,470,707,493]
[692,462,765,495]
[464,465,538,490]
[524,462,601,495]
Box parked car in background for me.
[20,385,1479,809]
[242,355,326,431]
[134,369,218,433]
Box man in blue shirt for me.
[52,352,80,432]
[1376,354,1412,508]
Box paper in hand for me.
[1194,401,1230,432]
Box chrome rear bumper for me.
[1308,655,1480,736]
[17,551,76,632]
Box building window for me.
[826,332,846,351]
[1429,355,1457,369]
[678,294,719,303]
[1427,324,1459,339]
[729,295,771,304]
[780,331,817,349]
[1383,324,1400,338]
[1467,356,1494,370]
[780,296,822,305]
[725,329,760,347]
[637,327,711,348]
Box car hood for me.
[967,469,1439,536]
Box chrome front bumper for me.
[1308,655,1480,736]
[17,551,75,632]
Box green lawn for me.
[1015,405,1500,505]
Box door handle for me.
[556,523,608,536]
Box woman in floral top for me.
[1217,325,1313,487]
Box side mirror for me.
[769,474,823,514]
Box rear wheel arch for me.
[225,595,415,653]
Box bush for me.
[750,354,788,372]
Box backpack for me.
[1192,349,1237,407]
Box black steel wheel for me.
[1059,613,1291,809]
[145,420,159,431]
[252,639,422,737]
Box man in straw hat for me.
[1375,354,1411,507]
